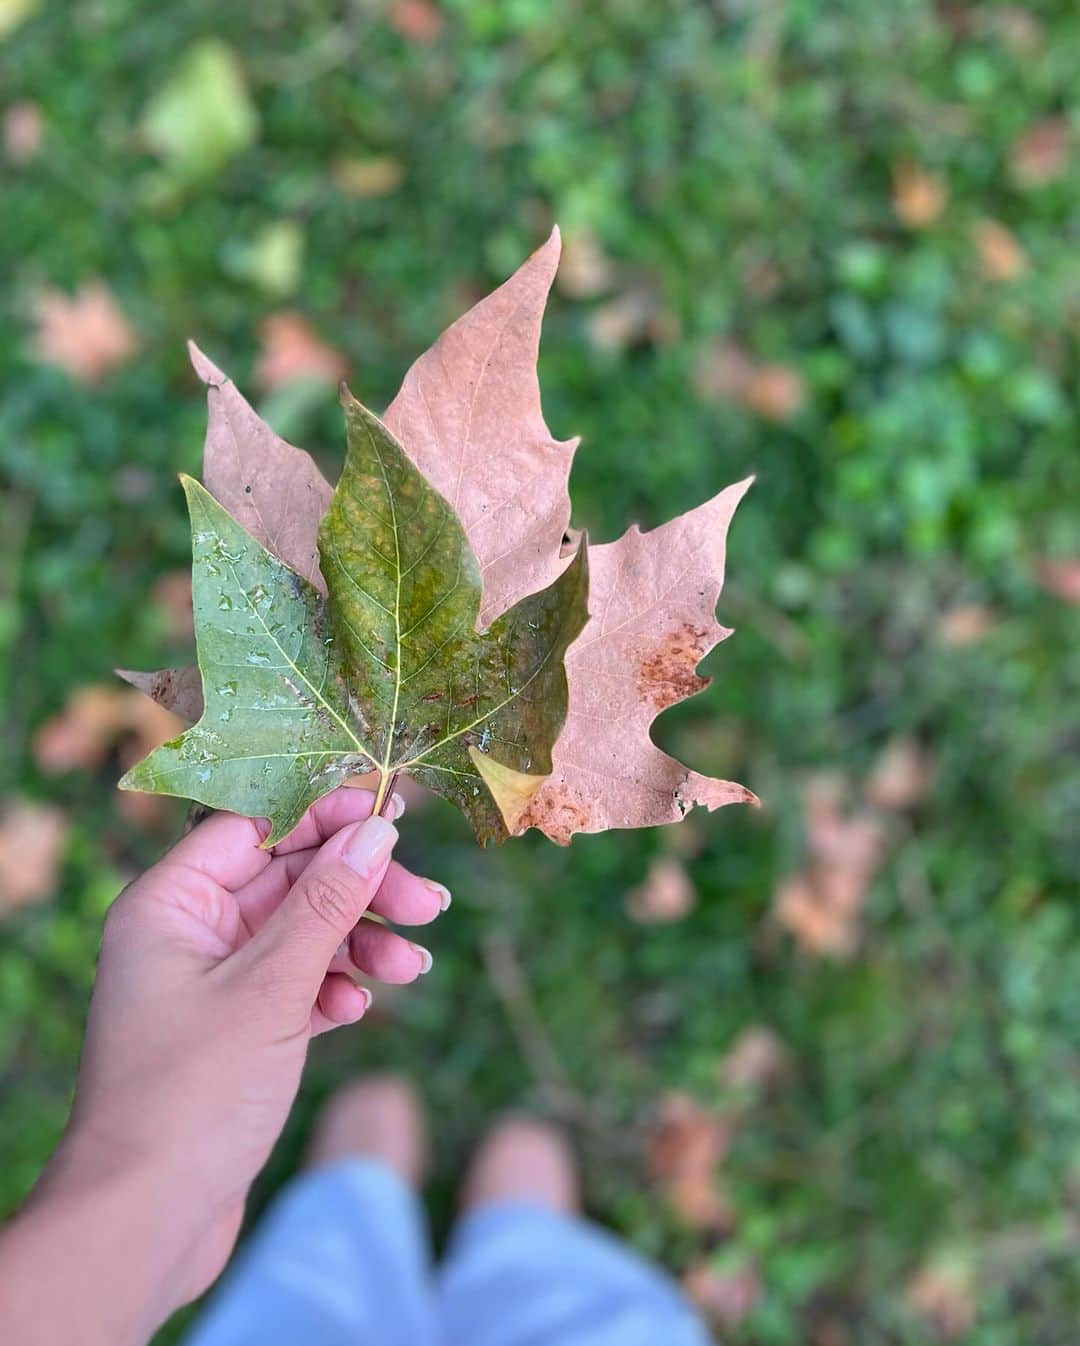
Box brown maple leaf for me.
[33,281,137,385]
[516,477,758,843]
[383,227,578,628]
[0,798,68,915]
[188,340,333,593]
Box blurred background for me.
[2,1,1079,1341]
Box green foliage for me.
[2,3,1079,1343]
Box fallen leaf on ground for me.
[972,219,1027,281]
[683,1259,762,1327]
[694,341,804,422]
[625,856,696,923]
[586,287,672,351]
[557,229,615,298]
[864,736,933,811]
[892,162,947,228]
[253,312,348,392]
[1034,557,1080,605]
[905,1259,976,1340]
[773,773,885,958]
[33,282,137,384]
[388,0,443,42]
[648,1092,735,1232]
[152,570,194,641]
[935,603,996,646]
[1010,117,1071,189]
[3,100,42,162]
[33,684,183,775]
[0,798,68,915]
[719,1024,791,1092]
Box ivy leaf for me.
[121,396,588,846]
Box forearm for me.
[0,1154,196,1346]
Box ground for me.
[1,3,1079,1342]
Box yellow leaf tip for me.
[469,748,549,834]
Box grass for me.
[2,2,1079,1341]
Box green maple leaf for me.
[121,394,589,846]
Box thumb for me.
[241,813,398,1000]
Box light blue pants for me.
[183,1159,711,1345]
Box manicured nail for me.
[343,815,398,877]
[409,942,433,975]
[358,986,373,1015]
[425,879,452,911]
[389,792,406,820]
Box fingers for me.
[330,921,433,983]
[150,787,381,893]
[311,976,372,1036]
[233,814,398,1001]
[369,862,450,925]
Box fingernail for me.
[409,942,433,975]
[358,986,373,1015]
[343,815,397,877]
[390,792,406,820]
[425,880,452,911]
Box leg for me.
[183,1079,437,1346]
[437,1120,711,1346]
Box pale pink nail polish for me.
[343,816,397,877]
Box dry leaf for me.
[189,340,334,593]
[773,773,885,958]
[683,1259,761,1327]
[935,603,996,646]
[388,0,443,42]
[626,856,696,923]
[253,312,349,392]
[116,667,204,725]
[1034,557,1080,605]
[719,1024,791,1092]
[518,478,758,843]
[331,156,405,198]
[864,736,933,812]
[648,1092,734,1232]
[33,282,137,384]
[905,1261,976,1340]
[0,798,68,915]
[892,162,947,228]
[694,341,804,422]
[586,288,662,351]
[152,569,194,641]
[33,684,183,775]
[972,219,1027,281]
[3,100,43,163]
[557,230,615,298]
[383,227,578,629]
[1010,117,1071,189]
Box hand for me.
[5,786,447,1344]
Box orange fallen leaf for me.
[33,684,183,776]
[152,569,194,641]
[647,1091,734,1232]
[972,219,1027,282]
[1010,117,1071,189]
[253,312,349,392]
[694,341,804,422]
[773,773,886,958]
[625,856,696,924]
[1034,557,1080,605]
[742,363,805,422]
[3,100,43,163]
[0,798,68,915]
[33,281,137,385]
[683,1259,761,1327]
[388,0,443,42]
[892,162,947,228]
[935,603,996,646]
[719,1024,791,1092]
[864,736,933,812]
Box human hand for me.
[27,786,447,1329]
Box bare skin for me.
[0,786,449,1346]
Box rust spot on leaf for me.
[421,690,444,702]
[516,786,590,844]
[636,624,710,712]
